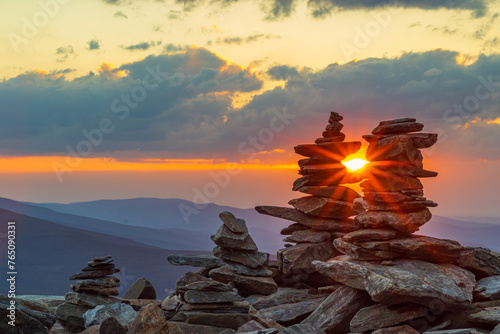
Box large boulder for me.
[313,256,476,310]
[55,302,93,332]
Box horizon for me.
[1,1,500,217]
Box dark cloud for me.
[307,0,488,18]
[217,34,280,45]
[102,0,121,4]
[114,11,128,18]
[122,41,162,51]
[55,45,76,62]
[87,39,101,50]
[264,0,296,20]
[267,65,300,80]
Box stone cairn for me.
[56,256,122,332]
[310,118,500,333]
[69,255,121,296]
[256,112,364,286]
[166,211,278,330]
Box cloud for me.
[264,0,296,20]
[2,48,500,163]
[55,45,76,62]
[307,0,488,18]
[87,39,101,50]
[0,47,263,158]
[163,43,188,53]
[217,34,281,45]
[267,65,300,80]
[122,41,162,51]
[114,11,128,18]
[102,0,121,4]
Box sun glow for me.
[342,158,369,172]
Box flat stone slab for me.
[167,254,224,267]
[257,296,326,324]
[350,303,429,332]
[371,121,424,135]
[298,185,361,201]
[255,206,358,232]
[209,266,278,296]
[212,246,269,268]
[363,132,438,148]
[354,208,432,233]
[184,290,244,304]
[466,306,500,326]
[342,228,409,243]
[313,256,475,310]
[288,196,358,219]
[294,142,361,159]
[333,235,465,262]
[283,230,331,244]
[292,173,364,190]
[360,173,423,192]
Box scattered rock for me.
[83,303,136,328]
[475,275,500,300]
[123,278,157,300]
[127,303,168,334]
[302,285,371,333]
[98,317,126,334]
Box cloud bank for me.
[1,48,499,161]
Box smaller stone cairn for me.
[167,212,278,330]
[55,256,122,332]
[69,255,121,296]
[256,112,364,285]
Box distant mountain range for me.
[0,196,498,299]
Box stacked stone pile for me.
[166,211,278,330]
[309,119,500,333]
[69,255,120,296]
[55,256,123,332]
[256,112,364,285]
[353,117,438,234]
[168,272,251,330]
[209,211,278,297]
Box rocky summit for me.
[5,114,500,334]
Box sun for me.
[342,158,369,172]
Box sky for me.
[1,0,500,217]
